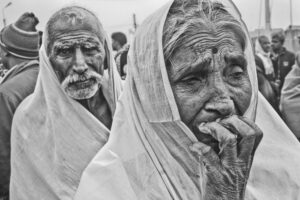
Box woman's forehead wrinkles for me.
[170,50,212,79]
[185,32,240,50]
[169,42,245,80]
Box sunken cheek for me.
[229,80,252,114]
[172,83,206,123]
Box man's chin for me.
[64,84,100,100]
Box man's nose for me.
[73,48,88,74]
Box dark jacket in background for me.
[0,60,39,199]
[255,55,278,111]
[271,47,295,91]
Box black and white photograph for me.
[0,0,300,199]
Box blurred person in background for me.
[255,35,278,111]
[271,31,295,96]
[280,53,300,141]
[0,12,40,200]
[111,32,129,79]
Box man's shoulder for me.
[283,49,295,58]
[0,63,39,106]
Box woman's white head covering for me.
[75,1,300,200]
[9,6,122,200]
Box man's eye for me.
[57,48,72,57]
[82,47,99,54]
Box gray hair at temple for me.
[162,0,247,61]
[44,6,106,55]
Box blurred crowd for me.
[254,32,300,140]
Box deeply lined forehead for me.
[45,6,105,53]
[163,0,247,61]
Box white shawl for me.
[9,20,122,200]
[75,1,300,200]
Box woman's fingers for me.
[198,122,237,168]
[220,115,263,163]
[190,142,220,172]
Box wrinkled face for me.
[167,26,252,142]
[259,37,271,53]
[49,30,106,100]
[271,37,282,52]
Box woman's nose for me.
[204,96,235,117]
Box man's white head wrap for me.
[75,1,300,200]
[10,6,122,200]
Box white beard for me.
[61,71,103,100]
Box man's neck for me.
[77,90,112,129]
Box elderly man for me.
[75,0,300,200]
[9,6,122,200]
[0,12,40,200]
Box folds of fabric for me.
[280,65,300,139]
[75,1,300,200]
[9,30,122,199]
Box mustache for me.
[61,71,103,88]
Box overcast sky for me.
[0,0,299,35]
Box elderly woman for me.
[75,0,300,200]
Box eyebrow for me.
[170,55,212,81]
[53,37,101,48]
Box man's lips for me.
[69,78,96,89]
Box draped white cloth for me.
[75,1,300,200]
[9,27,122,199]
[280,63,300,139]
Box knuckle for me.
[226,134,237,145]
[202,145,212,154]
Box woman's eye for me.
[181,76,202,83]
[228,66,245,79]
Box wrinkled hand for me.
[190,115,263,200]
